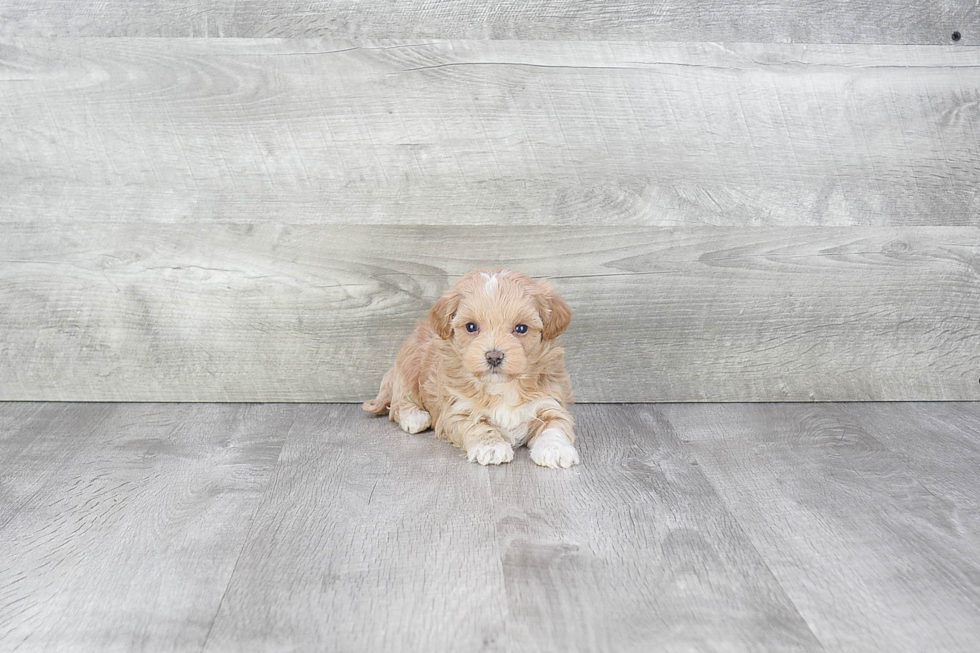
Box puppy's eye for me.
[466,322,478,333]
[514,324,528,335]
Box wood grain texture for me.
[205,403,823,652]
[660,402,980,653]
[834,402,980,554]
[6,402,978,651]
[3,223,979,402]
[202,404,511,652]
[2,39,979,227]
[0,402,290,652]
[0,0,977,43]
[488,404,823,652]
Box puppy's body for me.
[364,269,580,468]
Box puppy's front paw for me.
[530,429,580,469]
[397,408,431,434]
[467,441,515,466]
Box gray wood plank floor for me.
[2,402,979,652]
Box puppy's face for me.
[430,270,571,383]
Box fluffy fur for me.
[363,269,579,468]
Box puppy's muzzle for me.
[485,349,505,369]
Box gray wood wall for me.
[1,3,978,402]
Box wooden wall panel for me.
[2,33,977,402]
[2,223,978,402]
[2,39,979,228]
[0,0,976,44]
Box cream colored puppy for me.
[364,269,579,468]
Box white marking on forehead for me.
[481,271,499,294]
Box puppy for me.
[363,269,579,468]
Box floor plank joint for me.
[1,402,978,652]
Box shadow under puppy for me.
[364,269,580,468]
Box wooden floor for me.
[1,403,979,652]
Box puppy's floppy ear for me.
[429,289,461,339]
[536,279,572,340]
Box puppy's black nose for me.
[485,350,504,368]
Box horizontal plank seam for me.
[393,60,980,74]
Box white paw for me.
[467,441,515,466]
[530,429,580,469]
[398,408,431,434]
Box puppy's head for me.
[430,269,571,382]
